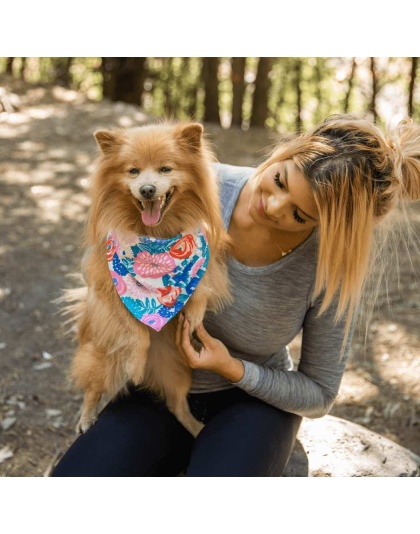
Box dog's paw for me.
[76,416,97,435]
[191,336,203,353]
[189,420,205,438]
[183,308,205,335]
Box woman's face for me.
[248,159,319,232]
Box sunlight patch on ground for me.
[0,118,31,138]
[29,188,90,224]
[52,86,85,104]
[337,369,380,403]
[46,148,68,159]
[1,169,31,184]
[16,141,46,152]
[27,107,56,120]
[0,245,10,258]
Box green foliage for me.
[70,58,102,100]
[1,57,418,131]
[142,57,204,120]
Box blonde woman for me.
[52,114,420,477]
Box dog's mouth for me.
[137,187,175,226]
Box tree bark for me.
[250,57,272,128]
[54,58,73,87]
[231,57,246,127]
[182,58,198,119]
[162,58,175,118]
[408,57,417,117]
[101,57,118,99]
[344,57,357,114]
[101,58,147,105]
[19,58,27,81]
[202,57,220,124]
[313,58,323,123]
[6,58,14,75]
[369,57,378,122]
[295,59,302,132]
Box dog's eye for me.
[129,168,140,175]
[159,167,172,173]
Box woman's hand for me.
[176,313,245,383]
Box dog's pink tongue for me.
[141,200,161,226]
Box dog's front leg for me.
[123,324,150,385]
[77,389,103,434]
[183,283,209,334]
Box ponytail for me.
[389,118,420,201]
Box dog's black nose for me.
[140,184,157,199]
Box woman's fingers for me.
[194,322,214,349]
[180,316,197,360]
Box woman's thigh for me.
[51,389,194,477]
[186,396,302,477]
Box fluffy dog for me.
[66,122,231,437]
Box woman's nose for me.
[267,193,287,217]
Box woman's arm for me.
[177,315,245,382]
[178,296,355,419]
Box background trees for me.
[1,57,418,131]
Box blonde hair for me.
[257,114,420,350]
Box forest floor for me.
[0,74,419,476]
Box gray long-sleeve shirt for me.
[190,163,353,418]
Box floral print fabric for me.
[107,228,210,331]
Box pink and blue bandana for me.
[106,228,210,331]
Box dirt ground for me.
[0,75,419,476]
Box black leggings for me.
[51,387,302,477]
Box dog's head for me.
[91,122,218,237]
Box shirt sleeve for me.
[229,293,355,418]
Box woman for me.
[52,114,420,477]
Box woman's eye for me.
[293,209,306,224]
[159,167,172,173]
[129,168,139,175]
[274,171,283,188]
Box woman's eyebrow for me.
[284,164,319,222]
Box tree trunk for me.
[101,58,119,99]
[202,57,220,124]
[369,57,378,122]
[6,58,14,75]
[19,58,27,80]
[344,57,357,114]
[163,58,174,118]
[408,57,417,117]
[295,59,302,132]
[182,58,198,119]
[250,57,272,128]
[101,58,147,105]
[313,58,323,123]
[231,57,246,127]
[54,58,73,87]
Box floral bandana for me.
[106,228,210,331]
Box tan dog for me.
[66,122,231,437]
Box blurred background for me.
[1,56,418,129]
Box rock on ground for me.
[283,415,420,477]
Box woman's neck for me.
[229,181,312,266]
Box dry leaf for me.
[0,446,13,464]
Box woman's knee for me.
[186,400,302,476]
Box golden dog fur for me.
[66,122,231,436]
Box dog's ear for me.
[94,130,123,154]
[176,123,203,150]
